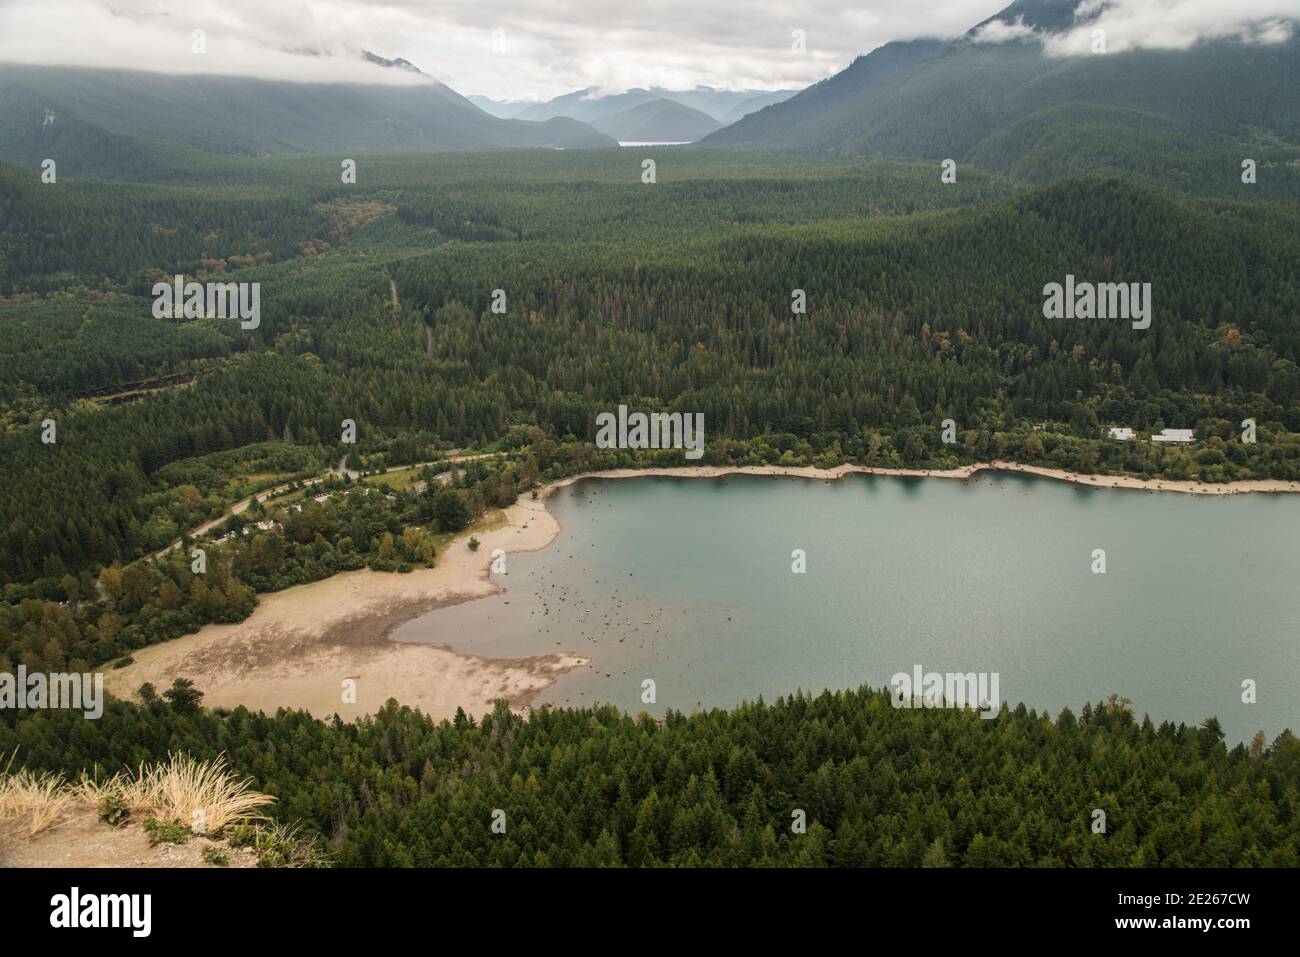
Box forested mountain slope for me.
[0,65,616,180]
[702,38,947,148]
[701,0,1300,193]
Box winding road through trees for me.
[146,451,500,562]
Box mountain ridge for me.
[698,0,1300,191]
[0,64,617,179]
[589,98,723,142]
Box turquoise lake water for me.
[392,473,1300,743]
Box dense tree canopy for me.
[3,155,1298,588]
[3,689,1296,867]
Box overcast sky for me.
[0,0,1294,101]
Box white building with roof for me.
[1152,428,1195,443]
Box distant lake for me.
[393,473,1300,743]
[617,141,690,147]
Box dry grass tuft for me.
[122,753,275,834]
[2,752,274,837]
[0,767,76,835]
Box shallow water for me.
[392,473,1300,742]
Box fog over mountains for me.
[472,87,798,126]
[0,0,1294,182]
[468,86,800,143]
[703,0,1300,183]
[0,61,617,179]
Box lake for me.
[392,473,1300,743]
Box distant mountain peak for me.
[969,0,1103,38]
[361,51,424,75]
[589,97,723,142]
[510,85,800,129]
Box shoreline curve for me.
[106,459,1297,723]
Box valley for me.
[2,0,1298,880]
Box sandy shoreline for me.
[108,458,1297,724]
[107,495,583,723]
[543,460,1300,496]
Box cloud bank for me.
[972,0,1297,56]
[1,1,1295,99]
[0,0,432,85]
[0,0,1006,97]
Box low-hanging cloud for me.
[2,1,1294,99]
[970,14,1037,43]
[973,0,1297,56]
[0,0,433,85]
[0,0,1009,99]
